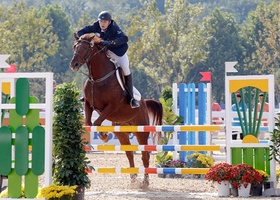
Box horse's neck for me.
[88,52,114,80]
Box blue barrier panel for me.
[179,83,187,161]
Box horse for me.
[70,33,163,187]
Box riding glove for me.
[101,40,115,46]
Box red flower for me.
[230,164,263,189]
[205,163,233,184]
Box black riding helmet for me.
[98,11,112,21]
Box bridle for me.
[73,39,105,66]
[73,39,114,82]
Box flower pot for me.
[263,182,270,190]
[73,186,85,200]
[158,174,167,178]
[230,186,238,197]
[173,174,183,178]
[216,181,230,197]
[156,164,168,178]
[238,183,251,197]
[250,183,262,196]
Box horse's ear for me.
[74,32,79,40]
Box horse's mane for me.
[80,33,103,44]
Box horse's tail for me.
[145,99,163,125]
[145,99,163,144]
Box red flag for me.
[6,64,16,73]
[200,72,211,83]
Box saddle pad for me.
[133,87,141,101]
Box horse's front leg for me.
[135,131,150,188]
[114,132,137,184]
[93,105,115,143]
[84,101,93,126]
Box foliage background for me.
[0,0,279,105]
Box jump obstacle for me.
[89,125,223,132]
[90,143,224,175]
[90,144,223,152]
[92,167,209,175]
[0,73,53,199]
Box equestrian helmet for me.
[98,11,112,21]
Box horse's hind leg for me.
[114,132,138,183]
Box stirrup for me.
[130,98,140,108]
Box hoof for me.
[141,175,149,188]
[130,174,138,183]
[141,181,149,189]
[99,132,109,143]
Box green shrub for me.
[52,82,91,188]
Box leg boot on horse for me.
[125,74,140,109]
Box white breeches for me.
[107,50,130,76]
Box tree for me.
[241,2,280,104]
[188,9,245,104]
[38,4,73,84]
[126,0,207,99]
[0,2,58,72]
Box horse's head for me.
[70,33,103,72]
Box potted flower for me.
[250,170,269,196]
[259,169,271,190]
[169,159,186,168]
[186,153,214,168]
[154,151,173,168]
[205,163,232,184]
[186,153,214,178]
[155,151,173,178]
[205,163,232,197]
[168,159,186,178]
[36,184,77,200]
[257,170,269,184]
[230,164,262,197]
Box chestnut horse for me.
[70,33,163,187]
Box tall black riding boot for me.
[124,74,140,108]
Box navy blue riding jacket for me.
[77,20,128,57]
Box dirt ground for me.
[83,152,280,200]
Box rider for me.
[77,11,140,109]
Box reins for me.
[74,39,115,83]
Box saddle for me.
[110,59,141,101]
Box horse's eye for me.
[90,42,94,47]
